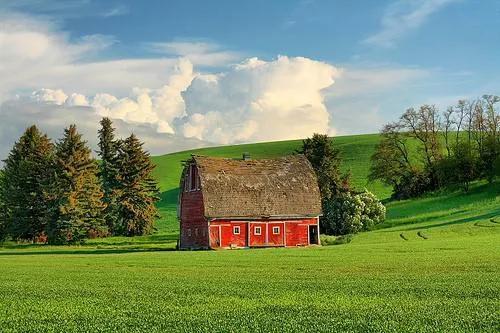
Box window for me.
[187,229,192,237]
[254,226,262,235]
[185,164,200,192]
[273,226,280,234]
[194,228,198,236]
[233,226,240,235]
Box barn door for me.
[309,225,318,245]
[209,225,221,248]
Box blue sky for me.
[0,0,499,157]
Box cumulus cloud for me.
[179,56,339,143]
[5,55,338,151]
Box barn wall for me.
[180,189,208,249]
[210,217,319,248]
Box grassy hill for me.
[0,133,499,332]
[151,133,390,234]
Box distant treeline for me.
[0,118,159,244]
[370,95,500,199]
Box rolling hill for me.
[0,133,498,332]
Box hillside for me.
[1,133,499,332]
[151,133,390,233]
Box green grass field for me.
[0,133,499,332]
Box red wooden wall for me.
[209,218,319,248]
[180,190,209,249]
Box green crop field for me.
[0,133,499,332]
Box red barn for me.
[178,154,322,249]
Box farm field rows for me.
[0,133,499,332]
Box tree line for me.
[0,118,159,244]
[370,95,500,199]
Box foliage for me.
[0,171,6,242]
[298,133,350,200]
[322,190,385,235]
[0,125,54,242]
[357,190,386,230]
[115,134,159,236]
[322,192,363,235]
[97,118,122,234]
[371,95,500,199]
[320,234,353,245]
[46,125,106,244]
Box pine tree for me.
[115,134,159,236]
[97,117,121,234]
[0,171,7,242]
[1,126,54,242]
[47,125,105,244]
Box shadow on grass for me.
[403,209,500,231]
[0,247,177,256]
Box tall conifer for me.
[97,118,121,234]
[0,171,7,242]
[1,126,54,241]
[47,125,105,244]
[115,134,159,236]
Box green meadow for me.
[0,133,499,332]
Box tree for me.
[46,125,105,244]
[400,105,442,187]
[369,122,412,189]
[115,134,159,236]
[0,171,7,242]
[1,125,54,242]
[298,134,349,200]
[97,118,122,234]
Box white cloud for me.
[147,40,243,67]
[364,0,459,48]
[0,11,437,161]
[179,56,339,143]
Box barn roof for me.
[189,154,321,219]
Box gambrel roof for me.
[183,155,322,219]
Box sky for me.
[0,0,499,159]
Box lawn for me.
[0,134,499,332]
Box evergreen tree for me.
[1,126,54,242]
[0,171,7,242]
[298,133,349,200]
[47,125,105,244]
[97,117,121,234]
[115,134,159,236]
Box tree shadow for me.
[403,210,500,231]
[0,246,176,256]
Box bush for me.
[358,190,386,230]
[322,193,363,235]
[393,168,434,199]
[320,234,353,246]
[321,190,386,235]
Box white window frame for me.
[233,226,240,235]
[187,228,192,237]
[254,226,262,235]
[194,228,198,236]
[273,226,280,234]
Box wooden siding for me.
[180,189,209,249]
[208,218,319,249]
